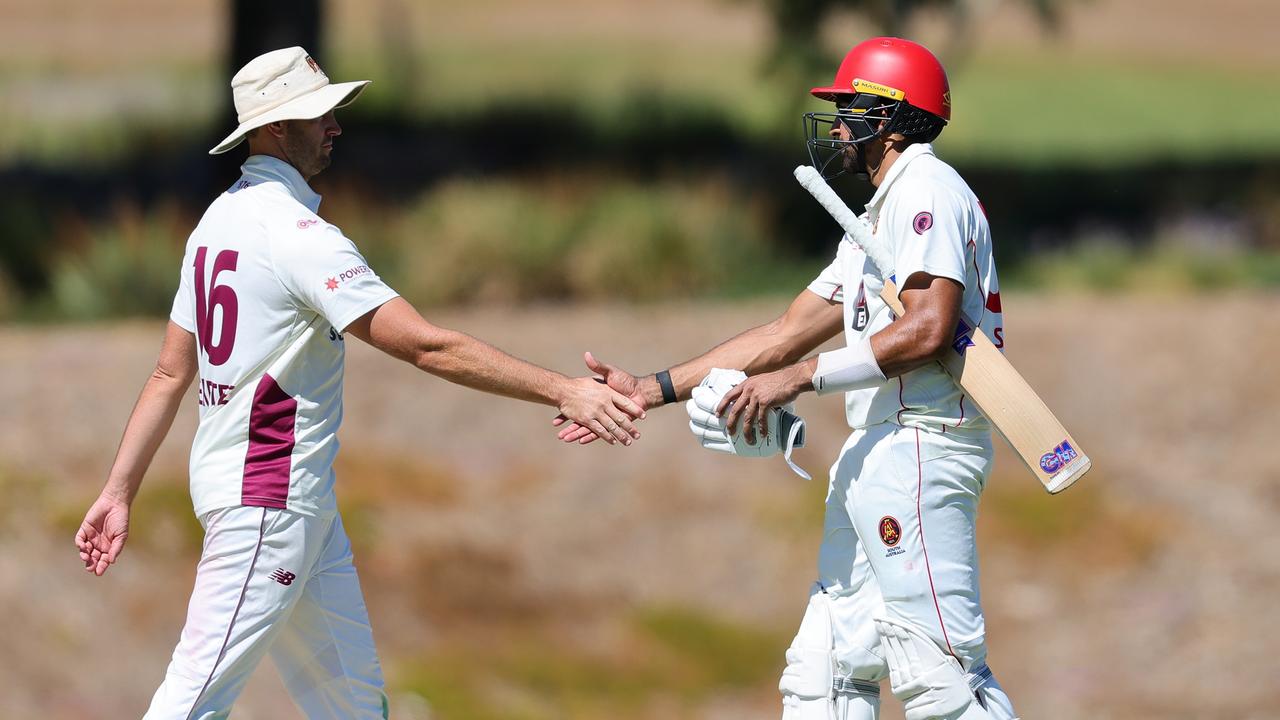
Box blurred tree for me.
[229,0,323,81]
[758,0,1065,77]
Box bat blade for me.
[879,278,1090,494]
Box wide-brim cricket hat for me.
[209,46,370,155]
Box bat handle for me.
[792,165,895,278]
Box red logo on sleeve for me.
[912,212,933,234]
[324,277,339,291]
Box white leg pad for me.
[781,587,884,720]
[780,588,836,719]
[875,616,986,720]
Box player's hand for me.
[556,372,645,446]
[76,491,131,576]
[717,365,807,445]
[552,352,648,445]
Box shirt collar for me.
[239,155,322,213]
[865,142,935,213]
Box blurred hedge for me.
[367,178,788,306]
[26,177,819,322]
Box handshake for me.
[554,355,810,479]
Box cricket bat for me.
[794,165,1090,494]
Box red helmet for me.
[811,37,951,121]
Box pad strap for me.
[966,663,992,693]
[833,676,881,698]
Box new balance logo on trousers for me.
[269,568,296,586]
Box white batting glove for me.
[685,369,810,479]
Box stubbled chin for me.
[843,148,859,172]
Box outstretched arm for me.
[345,298,644,445]
[77,321,197,576]
[556,289,844,443]
[718,272,963,441]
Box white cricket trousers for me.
[143,506,387,720]
[818,421,995,678]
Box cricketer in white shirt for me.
[807,141,1004,433]
[78,48,646,720]
[558,142,1018,720]
[170,155,398,519]
[784,141,1017,720]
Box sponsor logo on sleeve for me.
[323,265,373,293]
[297,218,319,230]
[1039,440,1080,476]
[913,211,933,234]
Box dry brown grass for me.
[3,294,1279,718]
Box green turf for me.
[939,52,1280,165]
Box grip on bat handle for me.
[793,165,895,277]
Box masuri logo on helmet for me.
[850,78,905,102]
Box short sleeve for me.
[891,185,968,293]
[169,249,196,333]
[807,237,849,303]
[272,224,399,332]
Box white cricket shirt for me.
[170,155,399,517]
[808,143,1003,433]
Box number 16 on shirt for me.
[794,165,1091,494]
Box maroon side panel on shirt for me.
[242,373,296,508]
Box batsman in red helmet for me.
[557,37,1016,720]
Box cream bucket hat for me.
[209,46,370,155]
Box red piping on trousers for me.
[915,427,957,657]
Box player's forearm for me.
[103,367,192,504]
[412,328,568,407]
[638,320,809,406]
[869,310,952,378]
